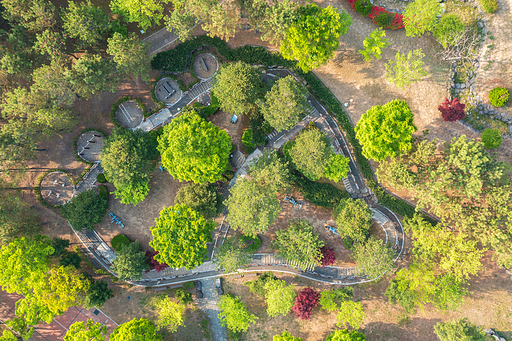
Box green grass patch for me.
[445,0,479,28]
[111,234,130,251]
[462,109,509,134]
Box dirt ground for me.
[208,109,248,153]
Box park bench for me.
[109,212,125,228]
[283,195,302,209]
[324,225,340,236]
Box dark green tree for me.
[214,235,252,272]
[290,127,332,181]
[1,0,55,31]
[31,60,75,108]
[51,237,69,257]
[107,32,151,82]
[334,199,372,244]
[111,242,147,281]
[101,128,158,206]
[213,61,263,116]
[34,30,68,60]
[83,279,114,309]
[60,190,108,231]
[0,191,40,242]
[66,54,119,99]
[0,25,39,76]
[59,251,82,269]
[62,0,110,48]
[174,182,222,219]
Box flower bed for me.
[347,0,404,30]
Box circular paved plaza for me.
[40,172,74,206]
[115,101,144,128]
[193,53,218,80]
[155,78,181,105]
[77,131,104,162]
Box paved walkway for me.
[142,28,179,55]
[196,278,227,341]
[74,163,103,196]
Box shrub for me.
[245,272,278,296]
[60,189,108,231]
[145,250,169,272]
[369,6,404,30]
[59,251,82,269]
[434,14,464,48]
[175,288,193,305]
[241,235,261,253]
[111,234,130,251]
[242,129,254,147]
[481,128,503,149]
[319,246,336,266]
[438,98,466,122]
[292,288,320,320]
[376,12,391,27]
[478,0,498,13]
[489,87,510,107]
[96,173,107,183]
[51,237,70,257]
[175,182,222,219]
[224,169,234,180]
[282,140,295,161]
[355,0,372,16]
[291,168,350,208]
[98,185,109,201]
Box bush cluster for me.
[481,128,503,149]
[478,0,498,13]
[489,87,510,107]
[145,250,169,272]
[241,235,261,253]
[355,0,372,16]
[434,14,464,48]
[347,0,404,30]
[438,98,466,122]
[291,288,320,320]
[319,246,336,266]
[111,234,130,251]
[291,168,350,208]
[97,173,107,183]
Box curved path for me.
[71,65,405,288]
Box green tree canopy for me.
[107,32,151,82]
[0,191,40,242]
[260,75,309,131]
[334,198,372,244]
[319,288,353,312]
[149,204,215,270]
[403,0,442,37]
[31,60,75,108]
[324,154,350,182]
[0,330,17,341]
[281,4,352,72]
[154,297,185,332]
[272,219,324,269]
[434,318,486,341]
[64,320,108,341]
[101,128,158,206]
[62,0,110,48]
[353,236,395,279]
[0,26,39,76]
[60,189,108,231]
[111,242,147,281]
[110,0,170,31]
[359,27,391,62]
[83,279,114,309]
[326,329,366,341]
[249,0,299,46]
[163,4,197,41]
[66,54,119,99]
[158,110,232,183]
[214,235,252,272]
[218,294,258,332]
[273,332,303,341]
[385,49,428,89]
[213,61,263,116]
[174,182,222,219]
[1,0,55,31]
[355,99,417,161]
[336,301,365,329]
[34,30,68,60]
[263,278,296,317]
[290,127,332,180]
[110,318,162,341]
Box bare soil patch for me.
[207,110,247,153]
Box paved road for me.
[196,279,227,341]
[142,28,179,55]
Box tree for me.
[272,219,324,269]
[385,49,428,89]
[0,330,17,341]
[213,61,263,116]
[336,301,365,329]
[281,4,352,72]
[107,32,151,82]
[66,54,119,99]
[291,288,320,320]
[481,128,503,149]
[149,204,215,270]
[101,128,157,206]
[326,329,366,341]
[0,191,40,242]
[355,99,417,161]
[111,242,147,281]
[0,26,39,77]
[324,154,350,182]
[403,0,442,37]
[359,28,391,62]
[175,182,222,219]
[110,318,162,341]
[158,110,232,183]
[1,0,55,31]
[154,298,185,332]
[290,127,332,181]
[163,4,197,42]
[83,279,114,309]
[438,98,466,122]
[334,199,372,244]
[31,60,75,108]
[34,30,68,60]
[59,251,82,269]
[245,271,278,295]
[218,294,258,332]
[274,332,302,341]
[62,1,110,48]
[60,189,108,231]
[215,235,252,272]
[64,320,108,341]
[51,237,70,257]
[0,121,37,164]
[353,236,395,279]
[249,0,299,46]
[319,288,353,312]
[225,178,280,237]
[263,278,296,317]
[434,318,486,341]
[434,14,464,48]
[110,0,170,31]
[259,75,309,131]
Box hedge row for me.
[291,169,350,208]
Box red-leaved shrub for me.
[145,250,169,272]
[347,0,404,29]
[438,98,466,122]
[292,288,320,320]
[319,246,336,267]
